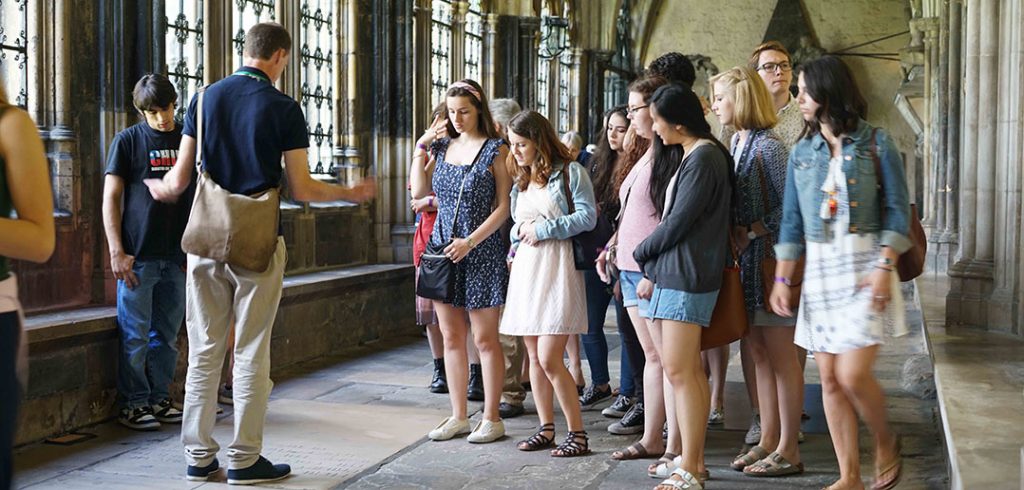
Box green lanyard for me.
[232,69,270,83]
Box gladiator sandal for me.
[551,430,591,457]
[516,423,555,451]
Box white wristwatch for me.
[746,225,757,240]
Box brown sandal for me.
[611,442,653,461]
[731,445,769,471]
[516,423,555,451]
[743,451,805,477]
[551,430,590,457]
[871,436,902,490]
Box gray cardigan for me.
[633,144,733,293]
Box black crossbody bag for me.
[416,143,486,301]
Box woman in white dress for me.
[770,56,910,490]
[500,110,597,457]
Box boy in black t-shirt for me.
[102,74,191,431]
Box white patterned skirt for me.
[795,232,908,354]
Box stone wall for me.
[15,265,414,446]
[642,0,916,156]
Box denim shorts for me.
[618,270,650,317]
[645,285,720,327]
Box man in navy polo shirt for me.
[146,22,375,484]
[102,73,191,432]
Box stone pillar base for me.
[927,232,958,274]
[946,259,994,329]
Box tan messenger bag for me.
[180,88,280,272]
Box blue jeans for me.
[116,259,186,409]
[582,270,640,395]
[614,297,642,398]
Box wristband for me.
[874,265,893,272]
[428,196,434,207]
[416,142,429,152]
[774,276,792,286]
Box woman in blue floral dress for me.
[409,79,512,444]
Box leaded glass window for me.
[463,0,482,83]
[165,0,203,120]
[536,2,551,118]
[299,0,334,175]
[557,54,571,133]
[430,0,452,106]
[233,0,277,71]
[0,0,26,108]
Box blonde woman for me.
[710,66,804,477]
[0,90,56,488]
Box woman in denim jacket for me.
[500,110,597,457]
[769,56,909,490]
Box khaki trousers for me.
[181,237,286,469]
[499,333,526,405]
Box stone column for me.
[482,12,499,99]
[450,1,467,82]
[48,0,76,214]
[974,0,998,266]
[940,0,963,271]
[988,0,1024,332]
[413,1,433,135]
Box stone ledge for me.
[919,275,1024,490]
[21,264,413,346]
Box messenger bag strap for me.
[195,87,206,174]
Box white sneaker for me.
[707,407,724,426]
[428,416,470,441]
[466,418,505,443]
[744,414,762,445]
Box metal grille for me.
[0,0,26,108]
[430,0,452,106]
[463,0,482,83]
[557,53,571,133]
[300,0,334,175]
[233,0,276,70]
[165,0,204,120]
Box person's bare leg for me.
[763,326,803,464]
[469,307,505,422]
[816,352,864,489]
[748,326,780,454]
[467,325,481,364]
[566,334,585,389]
[523,336,554,426]
[707,344,729,416]
[627,306,667,456]
[435,302,469,420]
[538,335,584,432]
[658,320,708,488]
[426,323,444,359]
[649,320,681,460]
[834,346,899,487]
[741,337,760,414]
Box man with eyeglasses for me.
[749,41,805,149]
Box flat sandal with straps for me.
[551,430,590,457]
[516,423,555,451]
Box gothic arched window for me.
[233,0,278,71]
[463,0,483,83]
[299,0,335,175]
[430,0,453,106]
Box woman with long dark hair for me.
[578,106,644,422]
[636,83,734,490]
[409,79,511,444]
[596,77,680,472]
[770,56,909,490]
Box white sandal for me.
[657,468,703,490]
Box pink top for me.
[615,153,659,272]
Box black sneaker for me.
[227,456,291,485]
[498,402,525,418]
[607,401,644,435]
[118,406,160,431]
[186,459,219,481]
[152,399,183,424]
[579,385,613,410]
[601,395,635,418]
